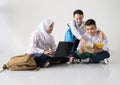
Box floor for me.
[0,0,120,85]
[0,52,120,85]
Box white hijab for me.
[33,19,54,42]
[38,19,54,39]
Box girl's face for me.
[85,25,97,36]
[47,23,54,33]
[74,14,84,26]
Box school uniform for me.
[69,20,85,40]
[68,20,85,52]
[72,31,110,63]
[27,19,68,67]
[27,31,56,54]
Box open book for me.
[81,42,104,53]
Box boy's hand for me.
[87,46,93,51]
[81,37,87,45]
[79,48,84,53]
[97,30,104,42]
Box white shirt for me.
[27,19,56,54]
[69,20,85,40]
[27,31,56,54]
[77,32,109,51]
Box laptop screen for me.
[54,41,74,57]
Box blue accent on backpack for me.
[64,25,75,42]
[64,21,77,42]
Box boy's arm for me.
[97,30,104,42]
[69,21,82,40]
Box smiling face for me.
[85,24,97,36]
[47,23,54,33]
[74,14,84,26]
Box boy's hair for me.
[85,19,96,26]
[73,9,84,16]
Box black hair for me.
[73,9,84,16]
[85,19,96,26]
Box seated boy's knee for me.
[104,51,110,58]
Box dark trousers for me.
[91,51,110,63]
[72,51,110,63]
[32,53,69,67]
[71,39,80,53]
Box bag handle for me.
[0,64,8,73]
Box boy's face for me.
[74,14,83,26]
[85,25,96,36]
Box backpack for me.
[64,21,77,42]
[0,54,40,72]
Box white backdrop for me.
[0,0,120,60]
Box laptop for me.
[48,41,74,58]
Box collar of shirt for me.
[86,32,98,40]
[77,21,85,29]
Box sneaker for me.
[77,59,81,63]
[89,58,93,63]
[104,58,109,64]
[73,58,81,63]
[44,61,50,67]
[67,57,74,64]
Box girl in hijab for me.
[27,19,68,67]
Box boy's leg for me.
[71,51,80,59]
[71,39,80,52]
[91,51,110,63]
[68,51,91,64]
[67,51,80,64]
[75,51,92,59]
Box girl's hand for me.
[44,50,55,54]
